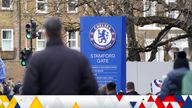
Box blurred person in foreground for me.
[0,58,6,83]
[106,82,116,95]
[0,83,3,95]
[126,82,139,95]
[182,72,192,95]
[13,81,22,95]
[22,17,98,95]
[2,81,10,95]
[161,51,190,95]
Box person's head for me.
[2,81,6,85]
[174,51,189,69]
[126,82,135,92]
[17,81,22,84]
[106,82,116,92]
[43,17,62,39]
[99,86,107,95]
[8,78,12,81]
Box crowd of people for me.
[0,78,22,95]
[98,82,140,95]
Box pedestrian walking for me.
[22,17,98,95]
[161,51,190,95]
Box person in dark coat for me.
[160,51,190,95]
[21,17,98,95]
[13,81,22,95]
[106,82,116,95]
[2,82,10,95]
[126,82,139,95]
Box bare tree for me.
[82,0,192,61]
[14,0,192,61]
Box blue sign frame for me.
[80,16,126,93]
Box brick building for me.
[0,0,83,82]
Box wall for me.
[126,62,192,94]
[4,60,25,82]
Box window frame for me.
[140,0,157,29]
[67,0,78,14]
[56,0,61,13]
[1,0,12,10]
[1,29,14,51]
[143,0,156,17]
[166,0,179,19]
[67,31,79,50]
[94,0,105,13]
[36,0,48,13]
[36,30,46,51]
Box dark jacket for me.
[3,85,10,95]
[160,67,188,95]
[22,38,98,95]
[13,83,22,95]
[126,91,139,95]
[107,91,116,95]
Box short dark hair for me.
[2,81,6,85]
[174,51,189,69]
[106,82,116,91]
[43,17,62,38]
[127,82,135,90]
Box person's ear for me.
[60,31,64,38]
[44,32,49,40]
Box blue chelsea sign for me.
[80,16,126,93]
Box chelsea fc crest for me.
[89,23,116,50]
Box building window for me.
[56,0,61,13]
[168,11,179,19]
[36,0,48,13]
[36,31,46,51]
[143,0,156,17]
[67,0,78,13]
[168,0,176,3]
[67,31,78,49]
[94,0,105,13]
[142,0,157,28]
[2,0,12,10]
[167,0,179,19]
[1,29,14,51]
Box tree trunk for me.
[182,0,192,61]
[148,48,158,61]
[125,1,141,61]
[188,36,192,61]
[186,16,192,61]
